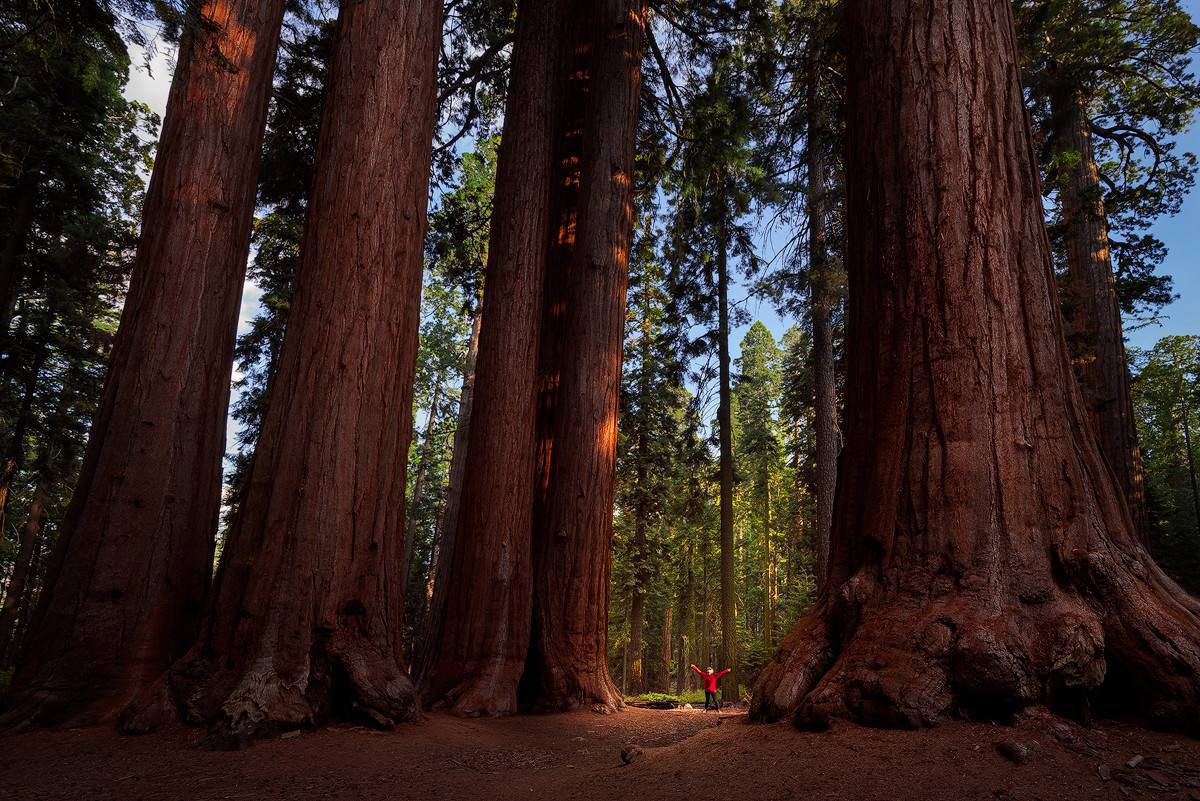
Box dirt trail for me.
[1,707,1197,801]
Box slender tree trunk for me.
[753,0,1200,730]
[403,376,445,593]
[678,541,695,693]
[11,537,44,662]
[526,0,643,712]
[417,308,481,670]
[762,475,773,651]
[627,508,647,696]
[2,0,288,730]
[121,0,441,742]
[0,334,48,524]
[1053,87,1150,545]
[420,0,564,716]
[808,61,839,590]
[1180,393,1200,532]
[717,227,737,702]
[621,630,629,694]
[0,461,50,666]
[0,171,37,340]
[662,606,673,692]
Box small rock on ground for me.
[995,740,1033,765]
[620,746,644,765]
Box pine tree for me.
[733,322,782,652]
[1018,0,1200,543]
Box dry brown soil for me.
[2,706,1198,800]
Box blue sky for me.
[1128,0,1200,349]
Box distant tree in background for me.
[0,0,161,675]
[613,221,691,695]
[733,322,783,658]
[1018,0,1200,543]
[1133,337,1200,592]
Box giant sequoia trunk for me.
[423,0,640,715]
[752,0,1200,730]
[526,0,641,711]
[120,0,440,742]
[1052,88,1150,545]
[2,0,286,729]
[420,0,564,716]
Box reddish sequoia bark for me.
[1052,88,1150,546]
[2,0,286,730]
[121,0,440,742]
[526,0,642,711]
[416,309,481,673]
[752,0,1200,730]
[807,59,839,590]
[424,0,640,714]
[420,0,564,716]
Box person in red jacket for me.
[690,663,731,711]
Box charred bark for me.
[717,233,738,703]
[1052,88,1150,545]
[120,0,440,743]
[419,0,564,716]
[2,0,287,729]
[753,0,1200,731]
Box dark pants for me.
[704,690,720,711]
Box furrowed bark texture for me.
[2,0,286,729]
[808,59,838,590]
[525,0,641,713]
[423,0,639,715]
[752,0,1200,730]
[419,0,562,716]
[1053,89,1150,545]
[416,309,481,675]
[121,0,440,743]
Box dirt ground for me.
[2,706,1198,801]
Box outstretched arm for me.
[715,668,732,678]
[689,664,704,676]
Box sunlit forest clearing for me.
[2,0,1200,797]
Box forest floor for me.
[1,705,1198,801]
